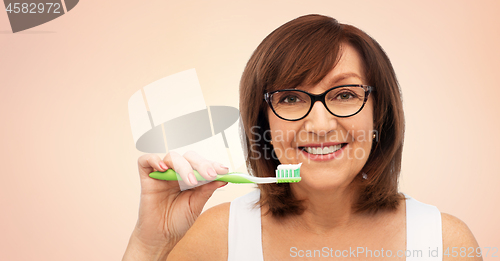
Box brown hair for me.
[239,14,405,217]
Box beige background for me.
[1,0,499,260]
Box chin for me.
[296,170,352,191]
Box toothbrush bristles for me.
[275,164,302,183]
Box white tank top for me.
[228,190,442,261]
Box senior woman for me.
[123,15,481,260]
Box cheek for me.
[268,113,300,144]
[350,101,374,142]
[342,112,373,138]
[341,107,373,144]
[345,117,374,160]
[352,130,373,160]
[270,124,300,146]
[351,122,374,142]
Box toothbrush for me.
[149,163,302,184]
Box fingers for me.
[138,154,168,178]
[163,152,199,187]
[211,161,230,175]
[140,151,231,188]
[183,151,229,180]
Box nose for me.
[303,100,338,136]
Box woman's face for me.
[268,44,374,190]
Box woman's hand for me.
[123,151,229,261]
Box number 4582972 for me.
[5,3,61,14]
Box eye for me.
[336,91,357,100]
[280,95,302,104]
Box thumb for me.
[189,181,228,214]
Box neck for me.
[287,183,362,234]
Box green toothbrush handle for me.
[149,169,257,184]
[213,175,256,183]
[149,169,204,181]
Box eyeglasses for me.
[264,84,373,121]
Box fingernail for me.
[159,161,168,170]
[207,168,217,177]
[218,182,228,188]
[220,164,229,169]
[188,172,198,185]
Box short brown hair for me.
[239,14,405,217]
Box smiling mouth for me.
[299,143,348,155]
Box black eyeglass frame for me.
[264,84,374,121]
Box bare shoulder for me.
[441,213,482,261]
[167,202,231,261]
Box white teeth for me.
[304,144,343,155]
